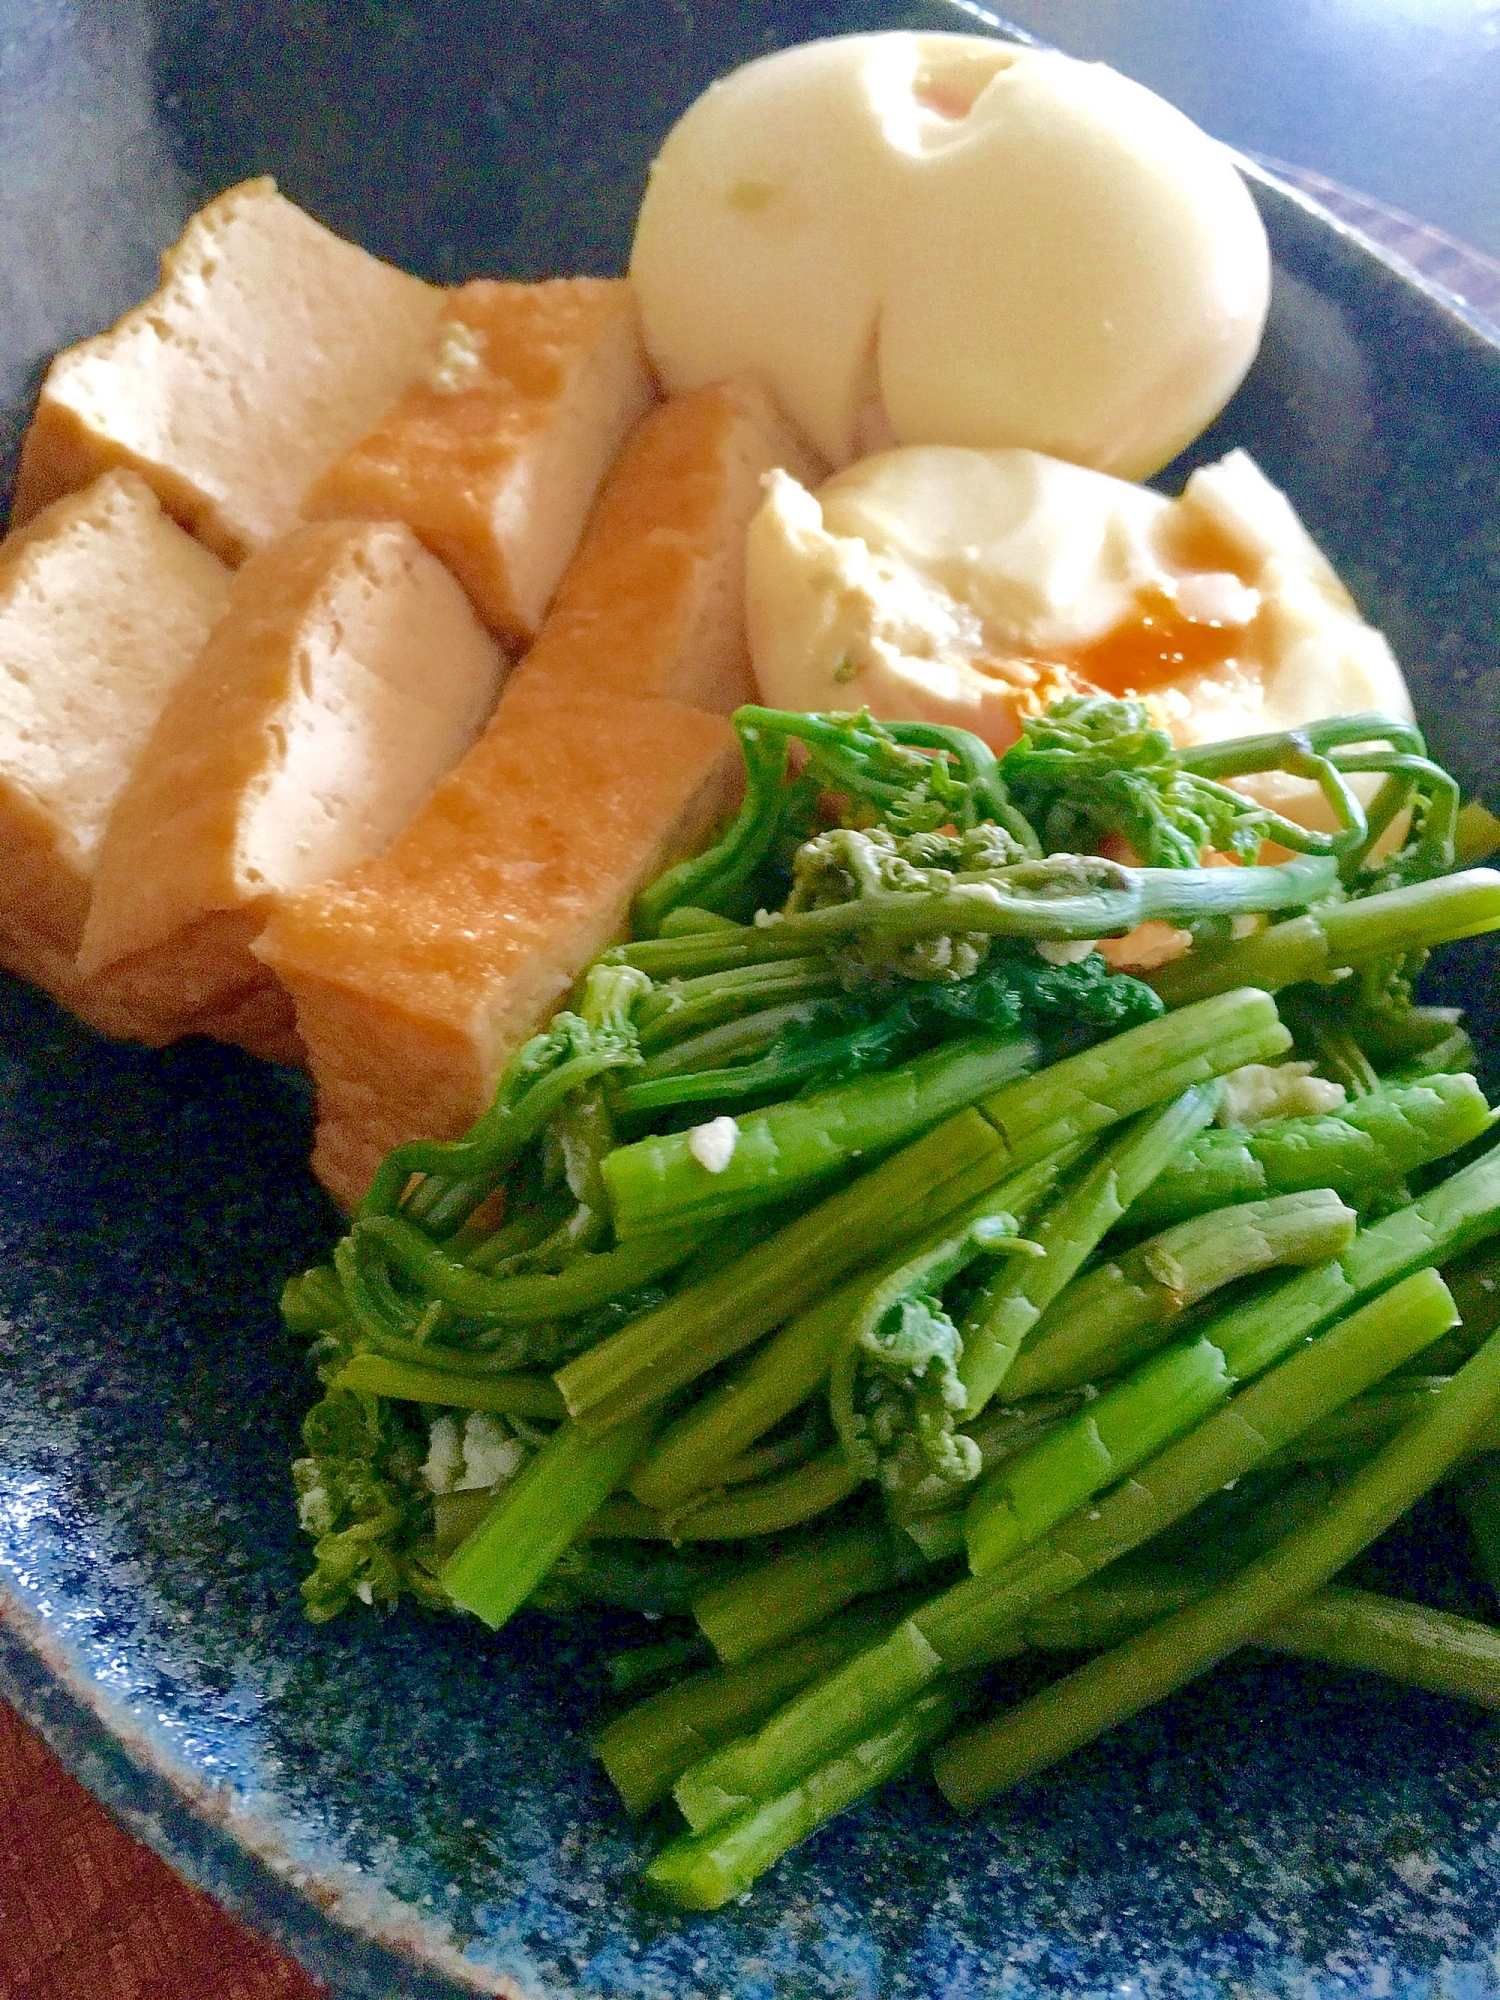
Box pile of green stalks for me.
[279,698,1500,1907]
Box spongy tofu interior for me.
[0,470,231,974]
[77,521,506,1012]
[235,524,508,896]
[500,375,826,716]
[302,277,655,643]
[255,693,740,1208]
[10,178,446,565]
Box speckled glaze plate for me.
[4,5,1500,1996]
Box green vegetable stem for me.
[556,1106,1014,1434]
[597,1597,909,1816]
[1124,1072,1493,1232]
[630,1149,1078,1515]
[1001,1189,1359,1400]
[1260,1584,1500,1709]
[955,1085,1223,1418]
[934,1302,1500,1809]
[691,1522,932,1665]
[605,1032,1037,1238]
[1456,1454,1500,1611]
[963,1335,1237,1573]
[647,1676,982,1910]
[1150,870,1500,1009]
[663,1266,1459,1832]
[337,1215,700,1341]
[748,845,1340,954]
[605,986,1288,1243]
[330,1354,566,1418]
[907,1569,1500,1716]
[1261,1377,1452,1466]
[441,1418,652,1629]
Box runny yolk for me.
[1071,592,1246,697]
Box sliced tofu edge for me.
[499,372,829,717]
[12,177,447,564]
[0,473,234,1019]
[498,285,659,637]
[254,695,742,1209]
[302,276,658,645]
[74,522,507,1052]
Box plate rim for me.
[3,20,1500,1998]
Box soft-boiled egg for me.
[630,33,1270,478]
[746,445,1413,828]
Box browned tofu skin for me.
[11,179,445,564]
[255,696,740,1209]
[498,375,825,717]
[302,278,655,644]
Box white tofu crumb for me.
[421,1414,464,1495]
[457,1413,528,1492]
[688,1115,740,1174]
[427,318,486,393]
[1230,913,1263,941]
[1217,1061,1347,1128]
[1035,939,1098,966]
[296,1479,335,1536]
[355,1581,375,1606]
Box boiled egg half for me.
[746,445,1413,829]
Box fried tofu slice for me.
[497,375,825,717]
[254,377,814,1204]
[254,695,739,1208]
[301,278,654,643]
[75,521,506,1062]
[0,471,231,1031]
[10,178,445,564]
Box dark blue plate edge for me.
[0,1595,505,1999]
[2,15,1500,1994]
[1239,155,1500,354]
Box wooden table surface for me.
[0,1700,325,2000]
[1,176,1497,2000]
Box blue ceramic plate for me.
[3,6,1500,1996]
